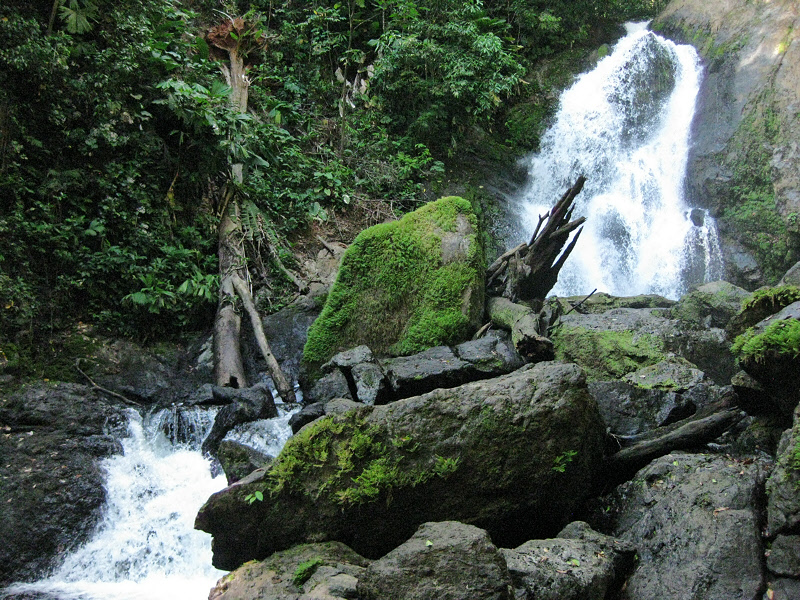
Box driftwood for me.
[487,297,554,362]
[601,398,745,487]
[488,176,587,302]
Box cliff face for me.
[654,0,800,287]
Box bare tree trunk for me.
[488,177,587,303]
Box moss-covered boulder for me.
[669,281,750,330]
[195,362,604,570]
[302,197,485,377]
[552,305,736,384]
[727,285,800,337]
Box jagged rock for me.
[319,346,391,406]
[358,521,512,600]
[308,371,353,404]
[455,330,525,374]
[207,541,369,600]
[766,405,800,537]
[599,453,766,600]
[382,346,472,398]
[553,307,735,384]
[302,196,485,376]
[195,362,605,570]
[201,384,278,456]
[501,521,636,600]
[0,383,128,585]
[766,535,800,578]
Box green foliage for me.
[732,320,800,365]
[741,286,800,314]
[552,449,578,473]
[292,557,324,587]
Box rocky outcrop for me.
[766,404,800,537]
[302,196,485,377]
[654,0,800,285]
[0,383,128,585]
[357,521,513,600]
[195,362,605,570]
[597,452,767,600]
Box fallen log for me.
[487,296,554,362]
[600,398,746,488]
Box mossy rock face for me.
[727,285,800,337]
[552,305,736,384]
[670,281,750,330]
[196,362,604,570]
[302,197,485,376]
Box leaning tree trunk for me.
[487,176,587,303]
[210,30,296,402]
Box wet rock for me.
[600,453,766,600]
[207,541,369,600]
[501,521,636,600]
[290,403,327,434]
[766,535,800,578]
[765,578,800,600]
[217,440,272,485]
[307,371,353,404]
[196,362,605,569]
[779,260,800,287]
[0,383,128,585]
[357,521,512,600]
[201,383,278,456]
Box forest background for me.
[0,0,666,379]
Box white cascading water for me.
[515,22,723,299]
[4,404,296,600]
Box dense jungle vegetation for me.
[0,0,665,377]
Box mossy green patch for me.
[552,324,666,381]
[292,557,324,587]
[302,196,484,373]
[732,319,800,365]
[258,408,460,508]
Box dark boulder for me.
[0,383,128,585]
[201,383,278,456]
[597,453,766,600]
[357,521,513,600]
[501,521,636,600]
[195,362,605,570]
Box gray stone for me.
[501,521,635,600]
[669,281,750,330]
[206,541,369,600]
[308,371,353,404]
[764,578,800,600]
[779,261,800,287]
[351,362,389,406]
[382,346,473,398]
[767,535,800,578]
[201,384,278,456]
[196,362,605,569]
[357,521,513,600]
[0,383,128,585]
[455,330,525,374]
[603,453,766,600]
[766,406,800,536]
[322,346,375,373]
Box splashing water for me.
[3,405,291,600]
[514,22,723,299]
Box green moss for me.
[303,196,484,372]
[292,557,324,587]
[732,319,800,365]
[552,325,666,381]
[257,408,460,508]
[741,286,800,314]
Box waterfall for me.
[4,405,294,600]
[514,22,723,299]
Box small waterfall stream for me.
[514,22,724,299]
[4,404,296,600]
